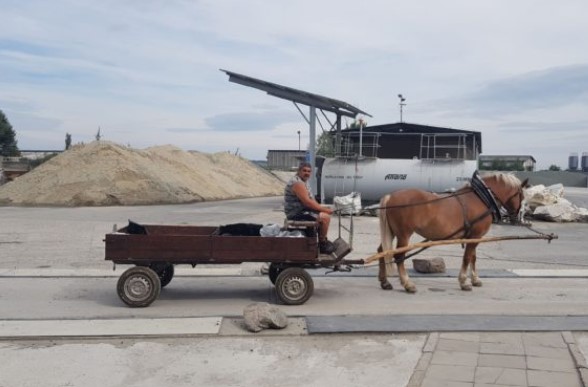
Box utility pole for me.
[297,130,301,150]
[398,94,406,123]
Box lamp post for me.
[297,130,301,151]
[398,94,406,123]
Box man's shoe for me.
[319,240,335,254]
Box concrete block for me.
[421,378,473,387]
[525,344,572,359]
[423,332,439,352]
[425,364,475,382]
[478,353,526,369]
[475,366,526,385]
[522,331,567,348]
[568,343,588,368]
[406,370,426,387]
[431,350,479,366]
[480,342,525,355]
[436,338,480,353]
[527,355,577,372]
[439,332,480,342]
[415,352,433,371]
[527,369,583,387]
[479,331,523,345]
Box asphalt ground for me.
[1,191,588,386]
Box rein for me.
[375,173,526,263]
[370,189,473,212]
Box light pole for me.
[398,94,406,123]
[297,130,301,150]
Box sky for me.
[1,0,587,170]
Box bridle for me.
[487,184,525,224]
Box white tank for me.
[320,157,477,203]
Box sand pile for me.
[0,141,285,206]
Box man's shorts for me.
[289,210,319,222]
[288,210,318,237]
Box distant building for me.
[266,150,306,170]
[0,156,31,181]
[479,155,536,171]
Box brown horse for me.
[377,172,528,293]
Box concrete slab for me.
[306,315,588,333]
[0,317,222,338]
[219,317,308,336]
[512,269,588,277]
[0,334,426,387]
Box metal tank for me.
[320,157,477,203]
[582,152,588,172]
[569,153,579,170]
[568,153,579,171]
[318,122,482,204]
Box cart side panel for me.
[105,234,213,263]
[142,225,218,236]
[211,236,318,263]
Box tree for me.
[65,133,72,150]
[548,164,561,171]
[0,109,20,157]
[316,131,336,157]
[347,117,367,129]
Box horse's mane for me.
[481,172,522,188]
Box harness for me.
[382,170,518,263]
[470,171,502,223]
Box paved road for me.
[2,196,588,271]
[1,193,588,387]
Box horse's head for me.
[483,174,529,224]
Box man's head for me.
[297,162,312,181]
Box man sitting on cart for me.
[284,162,335,254]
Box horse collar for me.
[470,172,502,223]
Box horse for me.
[377,172,528,293]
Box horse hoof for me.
[460,284,472,291]
[472,280,483,287]
[405,285,417,293]
[380,281,393,290]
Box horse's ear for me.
[521,178,530,188]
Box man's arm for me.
[291,182,333,214]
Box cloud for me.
[1,0,588,167]
[205,110,300,132]
[420,64,588,118]
[466,65,588,114]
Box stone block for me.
[243,302,288,332]
[413,257,446,273]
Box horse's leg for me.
[458,243,477,291]
[377,244,393,290]
[396,236,417,293]
[470,247,483,287]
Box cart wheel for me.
[268,263,282,285]
[117,266,161,307]
[275,267,314,305]
[150,263,174,288]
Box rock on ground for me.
[243,302,288,332]
[412,257,446,273]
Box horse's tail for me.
[378,194,397,276]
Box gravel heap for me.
[0,141,284,206]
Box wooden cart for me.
[105,221,352,307]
